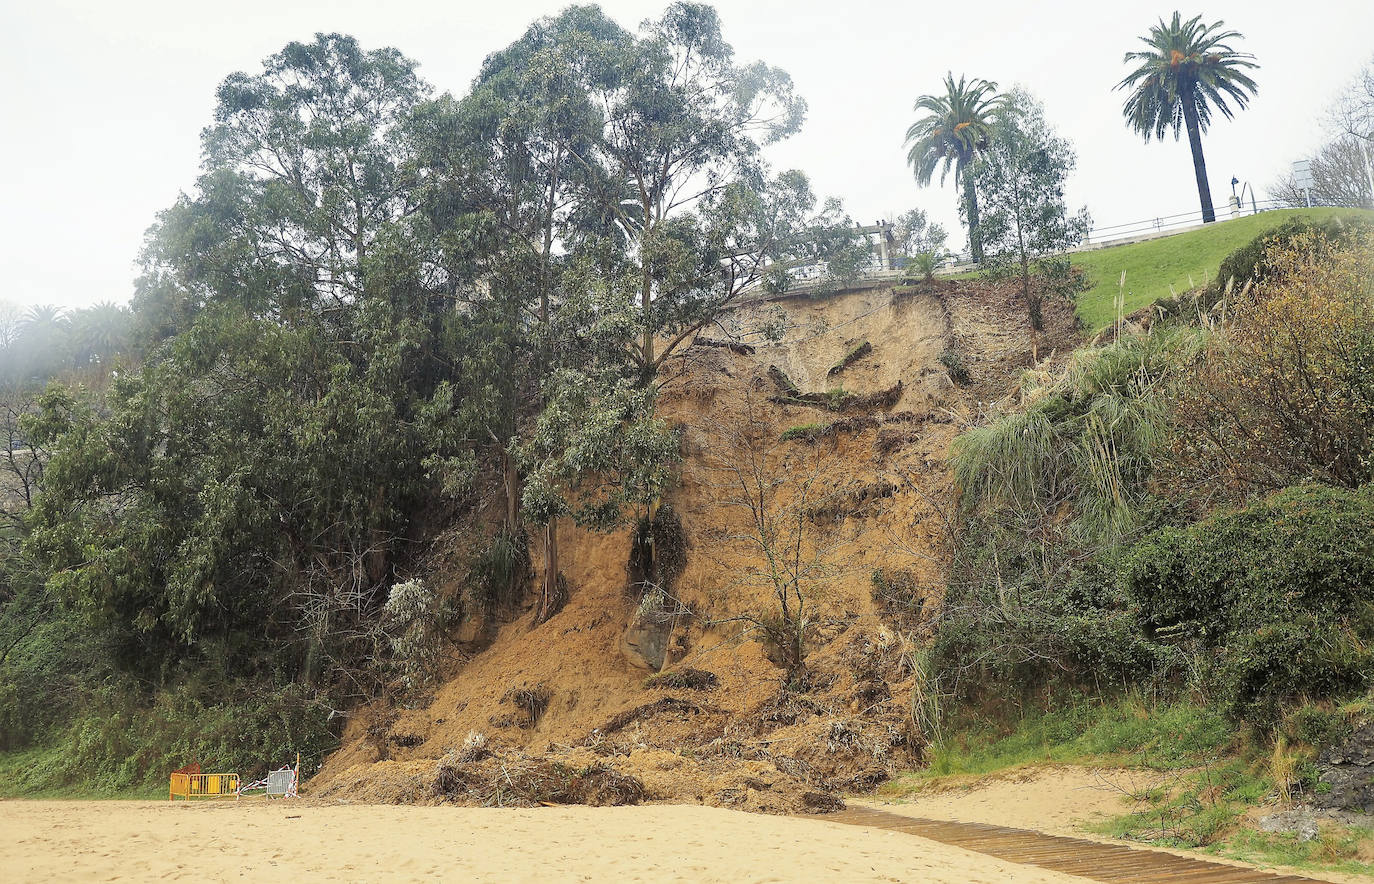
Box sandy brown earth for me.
[0,799,1089,883]
[316,279,1083,812]
[873,765,1148,835]
[868,765,1366,884]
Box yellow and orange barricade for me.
[169,763,241,801]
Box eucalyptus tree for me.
[904,73,1004,263]
[1117,12,1259,224]
[563,2,863,379]
[133,33,429,336]
[971,88,1091,355]
[892,207,949,262]
[402,8,633,618]
[470,4,863,619]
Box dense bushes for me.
[2,680,333,795]
[1175,232,1374,495]
[1125,485,1374,723]
[1212,214,1372,295]
[937,225,1374,730]
[938,484,1374,725]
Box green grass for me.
[1209,828,1374,878]
[779,423,826,442]
[1090,756,1271,847]
[0,746,164,800]
[885,697,1233,787]
[1071,207,1374,330]
[884,696,1374,879]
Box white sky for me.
[2,0,1371,310]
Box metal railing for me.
[768,196,1345,294]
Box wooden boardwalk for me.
[813,807,1321,883]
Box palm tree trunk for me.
[1182,99,1216,223]
[963,173,984,262]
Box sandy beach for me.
[0,799,1088,883]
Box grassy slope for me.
[0,746,165,800]
[1072,207,1374,330]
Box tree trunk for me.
[502,448,520,532]
[640,270,654,374]
[1182,98,1216,223]
[537,519,561,624]
[963,172,984,263]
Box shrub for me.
[1173,232,1374,494]
[932,548,1171,705]
[1125,485,1374,724]
[1213,214,1372,297]
[384,579,451,691]
[2,679,334,795]
[937,350,970,385]
[779,423,826,443]
[467,529,530,612]
[910,251,940,282]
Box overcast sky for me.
[2,0,1370,311]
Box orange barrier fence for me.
[169,771,240,801]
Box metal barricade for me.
[265,766,298,798]
[169,771,240,801]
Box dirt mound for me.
[310,278,1080,812]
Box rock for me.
[1257,809,1319,842]
[1314,721,1374,814]
[621,617,672,670]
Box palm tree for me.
[1117,12,1259,223]
[905,73,1004,263]
[70,301,130,366]
[15,304,70,380]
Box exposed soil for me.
[311,278,1082,813]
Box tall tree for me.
[69,302,131,368]
[13,306,70,380]
[904,73,1004,263]
[563,2,860,379]
[1117,12,1259,224]
[971,89,1091,357]
[476,4,861,617]
[133,33,428,337]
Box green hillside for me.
[1072,207,1374,330]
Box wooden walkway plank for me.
[808,807,1323,884]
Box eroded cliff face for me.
[311,278,1080,812]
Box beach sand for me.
[0,799,1087,883]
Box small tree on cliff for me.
[971,89,1090,357]
[703,392,846,672]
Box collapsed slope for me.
[312,277,1079,812]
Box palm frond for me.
[1115,11,1259,142]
